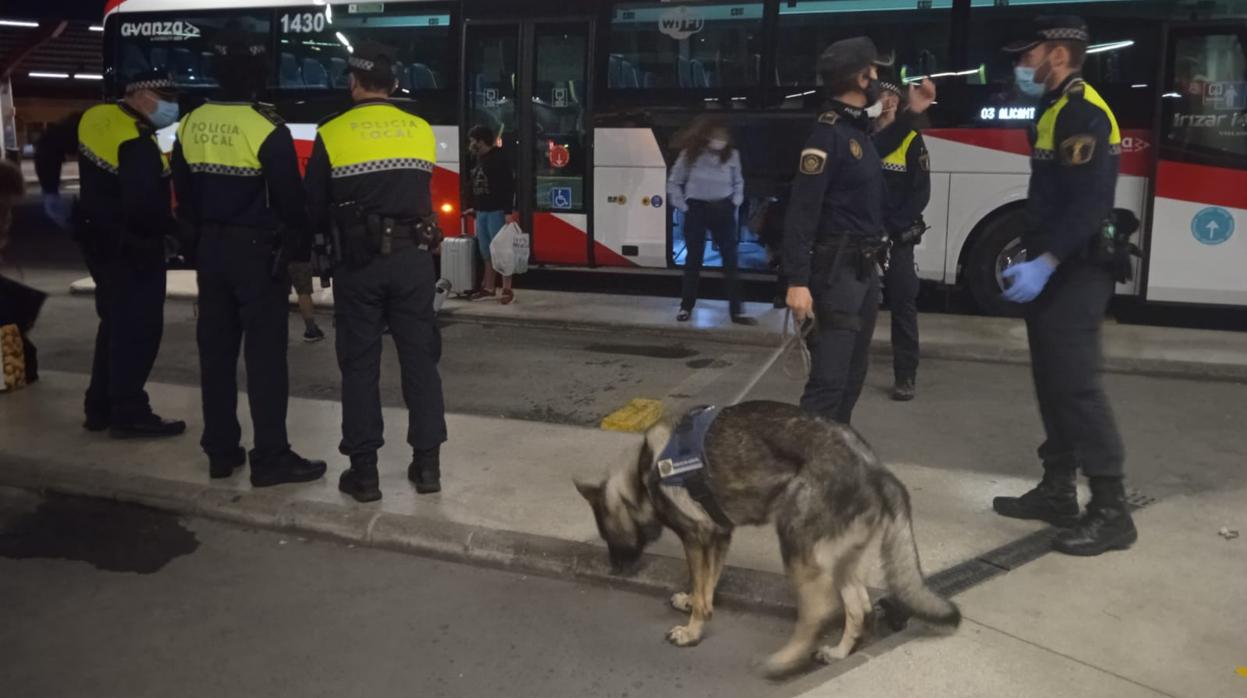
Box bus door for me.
[463,19,595,266]
[1145,23,1247,305]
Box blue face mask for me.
[1014,66,1044,98]
[149,99,180,129]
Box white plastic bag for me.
[490,221,530,276]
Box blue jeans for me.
[475,210,506,263]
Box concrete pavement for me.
[5,373,1245,695]
[0,371,1047,611]
[795,485,1247,698]
[67,271,1247,380]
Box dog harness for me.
[656,405,733,527]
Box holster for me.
[1088,209,1141,283]
[891,220,927,247]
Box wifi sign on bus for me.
[659,6,705,40]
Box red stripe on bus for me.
[925,128,1151,177]
[104,0,125,15]
[531,213,636,267]
[1155,160,1247,210]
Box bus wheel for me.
[966,209,1028,318]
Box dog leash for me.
[727,309,814,405]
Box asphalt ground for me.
[0,491,829,698]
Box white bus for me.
[99,0,1247,314]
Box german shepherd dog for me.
[574,401,960,676]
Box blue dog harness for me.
[656,405,733,527]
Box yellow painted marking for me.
[1236,666,1247,678]
[600,398,664,433]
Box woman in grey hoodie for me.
[669,116,753,324]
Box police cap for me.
[124,69,178,98]
[817,37,893,83]
[877,67,905,101]
[212,27,268,59]
[347,41,398,84]
[1003,16,1090,53]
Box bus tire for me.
[966,209,1029,318]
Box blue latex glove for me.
[43,193,72,229]
[1001,256,1057,303]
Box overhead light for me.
[89,25,104,32]
[0,19,40,28]
[1087,40,1134,55]
[74,73,104,80]
[325,4,333,23]
[29,71,70,79]
[335,31,352,53]
[1162,92,1181,99]
[1132,83,1149,89]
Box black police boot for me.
[891,376,916,402]
[338,454,382,503]
[249,449,327,488]
[1053,477,1138,556]
[408,447,441,494]
[110,413,187,439]
[992,467,1080,528]
[209,446,247,479]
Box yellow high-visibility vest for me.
[317,102,435,178]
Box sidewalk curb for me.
[0,454,796,617]
[436,309,1247,382]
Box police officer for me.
[304,42,447,502]
[992,16,1136,556]
[783,38,933,424]
[872,71,930,402]
[170,30,327,486]
[73,71,185,438]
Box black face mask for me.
[864,78,882,105]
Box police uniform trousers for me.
[334,242,447,459]
[1025,258,1124,477]
[81,235,167,424]
[195,225,290,463]
[800,245,880,424]
[883,242,919,383]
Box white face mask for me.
[707,138,728,151]
[865,101,884,119]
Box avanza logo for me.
[120,21,201,40]
[1119,135,1150,153]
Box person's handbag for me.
[1,324,27,392]
[490,221,530,276]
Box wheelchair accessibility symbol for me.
[1191,207,1235,245]
[550,187,573,210]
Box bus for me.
[99,0,1247,314]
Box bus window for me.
[607,2,764,90]
[275,5,453,95]
[533,25,589,213]
[1164,33,1247,166]
[958,1,1171,129]
[114,11,270,89]
[773,0,952,109]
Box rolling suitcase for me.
[439,235,478,297]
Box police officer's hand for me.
[1001,254,1058,303]
[786,286,814,322]
[43,193,72,229]
[907,79,936,114]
